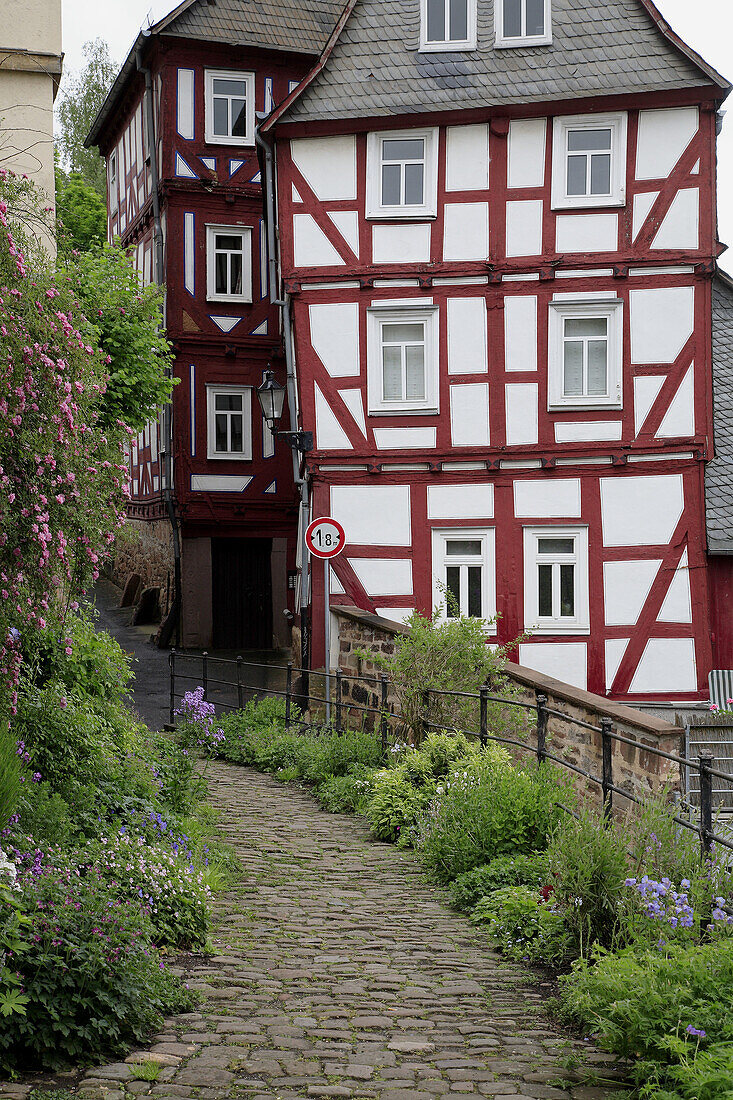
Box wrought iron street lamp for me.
[256,369,313,453]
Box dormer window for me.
[420,0,477,51]
[495,0,552,47]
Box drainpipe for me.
[257,124,311,680]
[137,42,181,647]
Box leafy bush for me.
[315,766,377,814]
[417,756,568,882]
[27,606,134,703]
[559,939,733,1099]
[13,684,118,789]
[472,886,573,966]
[366,769,436,842]
[0,724,24,830]
[449,851,550,912]
[296,729,383,784]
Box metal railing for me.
[169,649,733,863]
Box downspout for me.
[137,42,181,647]
[257,124,311,680]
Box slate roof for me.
[707,272,733,554]
[277,0,729,126]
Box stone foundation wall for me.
[331,606,684,809]
[111,517,175,617]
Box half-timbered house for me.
[262,0,731,701]
[86,0,341,648]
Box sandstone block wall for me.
[111,517,175,617]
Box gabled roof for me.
[266,0,729,129]
[86,0,345,149]
[707,271,733,555]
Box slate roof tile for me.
[159,0,345,55]
[707,273,733,553]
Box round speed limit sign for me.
[305,517,346,560]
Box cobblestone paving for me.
[12,764,626,1100]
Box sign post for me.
[305,517,346,725]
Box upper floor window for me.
[496,0,551,47]
[205,70,255,146]
[206,385,252,461]
[432,528,497,627]
[366,304,439,414]
[523,526,589,634]
[548,298,623,410]
[420,0,477,50]
[109,151,118,214]
[551,113,627,209]
[206,225,252,303]
[366,129,439,219]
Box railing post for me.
[335,669,343,734]
[236,656,244,711]
[420,688,431,747]
[380,674,389,756]
[169,647,176,725]
[285,662,293,729]
[202,651,209,701]
[480,686,489,748]
[699,754,715,860]
[601,717,614,821]
[536,692,548,765]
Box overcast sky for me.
[60,0,733,267]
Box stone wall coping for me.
[331,605,680,739]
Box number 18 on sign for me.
[305,518,346,724]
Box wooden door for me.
[212,538,272,650]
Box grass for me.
[129,1060,163,1082]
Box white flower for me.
[0,848,17,885]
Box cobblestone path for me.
[76,763,622,1100]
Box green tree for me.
[56,170,107,252]
[56,39,117,196]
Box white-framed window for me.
[523,526,589,634]
[551,113,627,209]
[206,385,252,461]
[432,528,497,628]
[206,225,252,303]
[420,0,477,50]
[548,298,623,409]
[495,0,552,46]
[109,151,118,214]
[204,69,255,146]
[366,303,440,414]
[366,128,439,219]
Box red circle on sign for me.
[306,517,346,559]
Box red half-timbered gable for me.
[263,0,731,701]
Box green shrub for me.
[1,724,24,831]
[449,851,550,911]
[295,729,383,784]
[417,756,568,882]
[472,886,573,966]
[366,769,435,842]
[25,606,134,703]
[559,939,733,1099]
[315,766,377,814]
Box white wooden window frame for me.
[204,69,256,146]
[523,525,589,635]
[431,527,497,632]
[366,128,439,220]
[495,0,552,47]
[551,113,628,210]
[109,151,118,214]
[206,224,253,304]
[548,298,623,410]
[206,384,253,461]
[420,0,478,51]
[366,303,440,415]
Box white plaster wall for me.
[447,298,487,374]
[507,118,547,188]
[505,384,538,445]
[514,478,582,518]
[349,558,413,597]
[629,638,697,694]
[600,475,685,546]
[330,485,412,546]
[0,70,56,221]
[555,422,623,443]
[657,365,695,438]
[177,69,195,139]
[191,475,253,492]
[184,213,195,295]
[373,223,431,264]
[290,135,357,200]
[519,643,588,691]
[634,375,665,433]
[2,0,61,53]
[443,203,489,261]
[635,107,699,180]
[294,214,345,267]
[338,388,367,436]
[373,427,437,449]
[375,607,415,624]
[427,483,494,519]
[630,287,695,364]
[658,550,692,623]
[445,123,490,191]
[651,189,699,251]
[603,559,661,626]
[506,201,544,257]
[327,210,360,256]
[504,297,538,372]
[314,384,353,450]
[605,639,629,690]
[450,383,490,446]
[555,214,618,253]
[632,192,659,240]
[309,303,360,377]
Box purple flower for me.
[686,1025,706,1039]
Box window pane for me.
[538,564,553,617]
[563,341,584,395]
[446,566,461,617]
[213,97,229,136]
[568,128,612,152]
[230,415,244,454]
[215,414,228,452]
[404,162,425,205]
[382,163,402,206]
[503,0,522,36]
[525,0,545,35]
[449,0,469,40]
[215,253,228,295]
[382,323,425,343]
[567,155,587,196]
[446,540,483,556]
[213,78,248,97]
[560,564,575,617]
[382,347,402,400]
[590,153,612,195]
[468,566,482,618]
[587,340,608,395]
[538,538,575,555]
[565,317,607,338]
[382,138,426,161]
[216,235,244,252]
[230,254,243,296]
[405,345,426,400]
[231,99,247,138]
[215,394,243,412]
[427,0,446,41]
